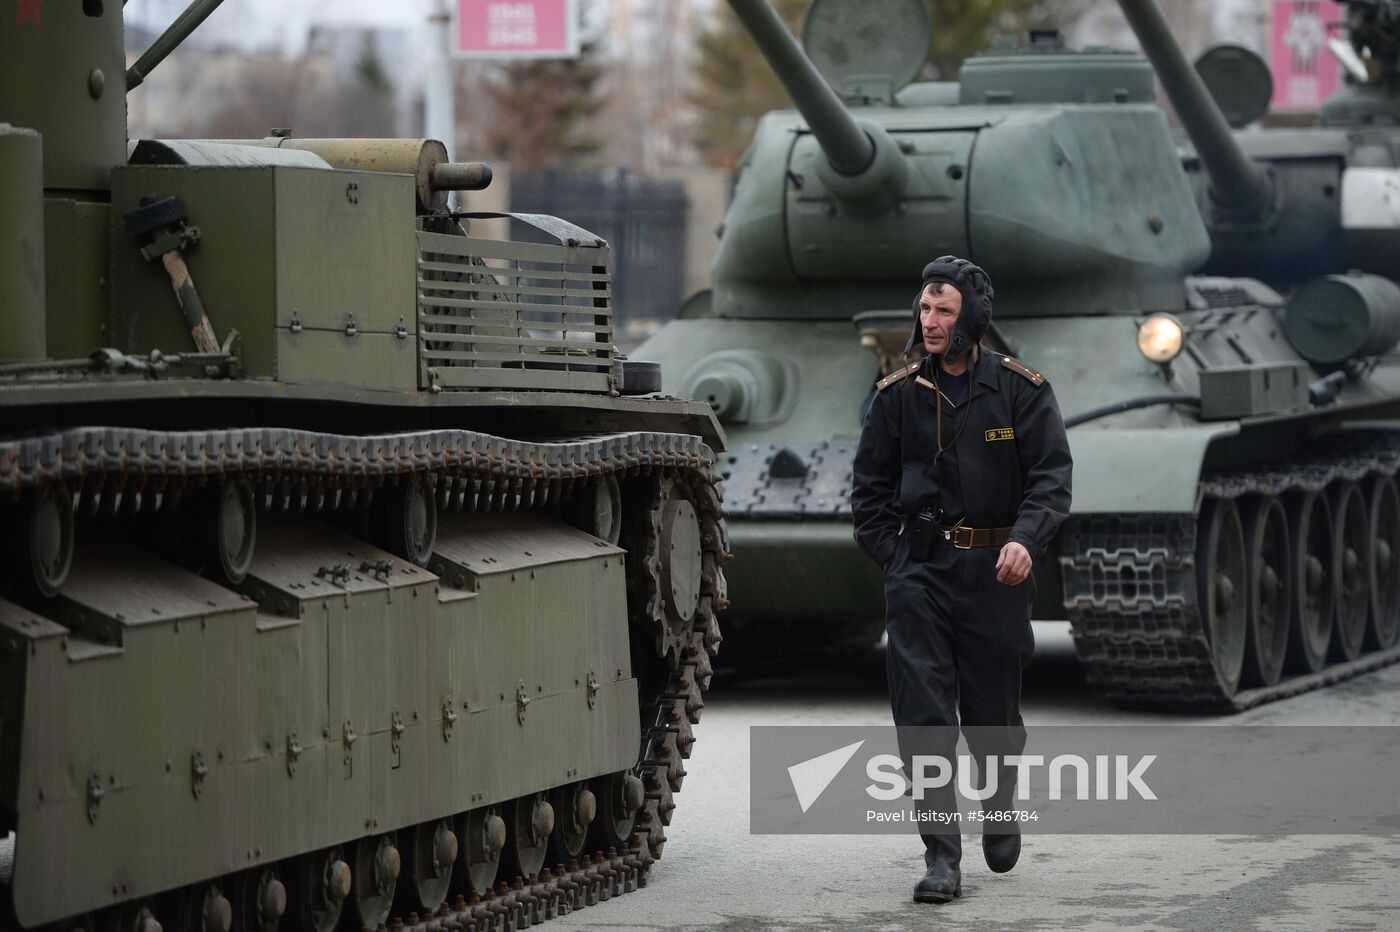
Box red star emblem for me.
[16,0,42,25]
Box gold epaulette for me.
[1000,355,1045,386]
[876,362,920,391]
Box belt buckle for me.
[952,526,973,550]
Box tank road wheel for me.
[1330,482,1371,662]
[1242,496,1292,688]
[203,478,256,585]
[164,884,232,932]
[396,819,458,916]
[501,793,553,882]
[1286,490,1335,673]
[1368,476,1400,650]
[103,903,163,932]
[25,482,74,597]
[1195,498,1248,697]
[226,867,286,932]
[548,781,597,864]
[384,475,437,567]
[587,772,644,853]
[348,834,399,931]
[457,806,506,897]
[284,848,351,932]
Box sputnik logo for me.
[787,740,864,813]
[17,0,43,25]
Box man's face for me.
[920,282,963,355]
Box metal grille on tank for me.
[416,213,616,393]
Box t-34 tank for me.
[637,0,1400,710]
[0,2,725,930]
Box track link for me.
[0,424,729,930]
[1062,431,1400,711]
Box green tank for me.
[0,2,726,930]
[637,0,1400,710]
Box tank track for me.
[0,424,728,930]
[1062,431,1400,711]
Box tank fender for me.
[1068,425,1237,514]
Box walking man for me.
[851,257,1072,903]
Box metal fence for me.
[509,170,688,334]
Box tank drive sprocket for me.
[622,471,728,858]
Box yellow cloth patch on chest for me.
[985,427,1015,442]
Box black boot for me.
[982,825,1021,873]
[914,834,961,903]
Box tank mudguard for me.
[1068,424,1237,514]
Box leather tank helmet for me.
[903,256,995,366]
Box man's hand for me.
[995,541,1032,585]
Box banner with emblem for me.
[1270,0,1342,111]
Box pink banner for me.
[1270,0,1342,111]
[455,0,578,59]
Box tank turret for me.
[711,0,1210,322]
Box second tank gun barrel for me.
[1119,0,1272,215]
[726,0,874,176]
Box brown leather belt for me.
[940,524,1014,550]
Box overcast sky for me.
[125,0,431,51]
[124,0,614,53]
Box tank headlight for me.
[1137,314,1184,365]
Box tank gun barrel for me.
[126,0,226,92]
[1118,0,1272,215]
[726,0,873,175]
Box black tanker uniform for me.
[851,257,1072,902]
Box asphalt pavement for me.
[563,623,1400,931]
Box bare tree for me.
[478,41,607,173]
